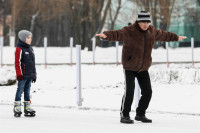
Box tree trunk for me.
[109,0,121,30]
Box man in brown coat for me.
[96,11,186,124]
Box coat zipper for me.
[23,64,26,74]
[137,33,146,72]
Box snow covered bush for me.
[0,68,16,86]
[149,66,200,84]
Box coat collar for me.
[17,39,30,48]
[133,21,149,33]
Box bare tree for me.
[68,0,111,50]
[12,0,72,46]
[159,0,176,31]
[197,0,200,5]
[0,0,11,45]
[89,0,111,50]
[9,0,111,48]
[108,0,122,30]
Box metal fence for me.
[0,36,199,68]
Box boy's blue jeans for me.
[15,79,32,101]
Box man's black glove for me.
[32,78,36,83]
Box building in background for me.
[168,0,200,47]
[111,0,200,48]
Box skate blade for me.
[24,113,36,117]
[14,113,22,117]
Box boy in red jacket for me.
[14,30,36,117]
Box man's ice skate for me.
[24,101,36,117]
[13,101,22,117]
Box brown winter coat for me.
[103,21,178,71]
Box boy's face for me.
[138,22,150,31]
[25,35,32,45]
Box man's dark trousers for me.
[120,70,152,117]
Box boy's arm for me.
[15,47,23,77]
[96,27,128,41]
[33,49,37,78]
[30,47,37,82]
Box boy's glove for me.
[32,78,36,83]
[17,75,23,80]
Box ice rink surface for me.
[1,105,200,133]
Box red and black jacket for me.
[15,39,36,80]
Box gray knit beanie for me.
[18,30,32,42]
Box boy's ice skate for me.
[13,101,22,117]
[24,101,36,117]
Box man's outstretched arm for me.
[155,28,187,42]
[96,27,128,41]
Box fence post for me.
[10,36,15,47]
[134,78,140,109]
[70,37,73,66]
[166,42,169,68]
[191,37,194,66]
[0,36,3,68]
[92,37,96,65]
[44,37,47,69]
[76,45,82,106]
[116,41,119,66]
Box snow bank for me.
[0,68,16,86]
[149,65,200,84]
[0,65,200,115]
[0,64,200,87]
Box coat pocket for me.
[126,56,139,67]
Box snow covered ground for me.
[0,46,200,133]
[0,64,200,133]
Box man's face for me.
[138,22,150,31]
